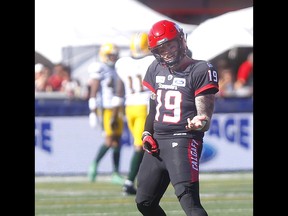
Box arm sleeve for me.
[144,97,156,134]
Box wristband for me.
[142,131,152,140]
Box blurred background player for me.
[87,42,124,184]
[114,33,155,195]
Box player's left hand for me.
[185,115,207,131]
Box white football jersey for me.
[88,62,118,109]
[115,55,155,106]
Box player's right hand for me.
[89,112,98,128]
[142,131,159,155]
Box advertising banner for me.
[200,113,253,171]
[35,113,253,175]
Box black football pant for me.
[136,137,208,216]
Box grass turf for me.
[35,172,253,216]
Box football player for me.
[113,32,155,195]
[135,20,219,216]
[87,42,124,184]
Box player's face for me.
[154,40,179,64]
[107,54,118,63]
[105,53,119,66]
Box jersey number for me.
[128,75,144,94]
[155,90,182,123]
[208,69,218,82]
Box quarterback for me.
[135,20,219,216]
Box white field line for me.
[35,172,253,183]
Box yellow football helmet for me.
[130,32,151,58]
[99,42,119,66]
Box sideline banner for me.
[200,113,253,171]
[35,116,133,175]
[35,113,253,175]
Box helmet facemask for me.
[105,53,119,66]
[151,38,186,68]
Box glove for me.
[142,131,159,155]
[89,112,98,128]
[88,98,97,110]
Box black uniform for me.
[136,59,219,216]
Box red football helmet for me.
[148,20,188,68]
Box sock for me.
[95,144,109,163]
[112,145,121,173]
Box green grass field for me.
[35,172,253,216]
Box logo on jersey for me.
[158,83,177,90]
[172,142,178,148]
[168,75,173,80]
[156,76,165,83]
[172,78,186,87]
[207,62,213,68]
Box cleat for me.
[111,173,125,185]
[122,184,137,195]
[88,162,97,182]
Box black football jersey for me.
[143,59,219,139]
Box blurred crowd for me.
[35,51,253,99]
[35,62,88,99]
[216,51,253,98]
